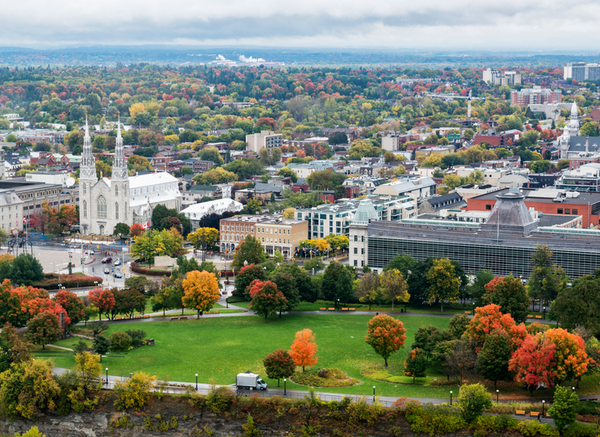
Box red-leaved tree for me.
[52,289,85,326]
[289,328,318,372]
[88,288,116,321]
[248,280,287,321]
[467,304,527,350]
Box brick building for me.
[219,214,308,259]
[511,87,561,106]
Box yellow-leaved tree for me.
[426,258,460,312]
[182,270,221,318]
[187,228,220,250]
[128,102,146,119]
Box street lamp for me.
[450,390,453,405]
[284,378,287,396]
[372,386,376,403]
[496,389,499,403]
[542,400,545,418]
[337,298,340,310]
[105,368,108,386]
[472,302,475,315]
[543,306,546,320]
[195,373,198,390]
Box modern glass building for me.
[362,190,600,278]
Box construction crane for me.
[424,90,486,124]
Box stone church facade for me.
[79,117,182,235]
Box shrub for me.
[563,422,597,437]
[242,413,262,437]
[109,331,132,351]
[72,340,89,354]
[114,372,156,411]
[14,427,45,437]
[577,400,599,415]
[32,274,103,290]
[406,405,465,436]
[130,263,171,277]
[206,383,235,414]
[549,386,580,431]
[347,397,383,425]
[88,321,109,337]
[457,383,492,423]
[125,330,146,348]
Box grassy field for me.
[45,314,460,398]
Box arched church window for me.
[124,203,127,219]
[83,184,86,195]
[115,185,119,196]
[97,195,107,219]
[115,202,119,220]
[83,200,87,218]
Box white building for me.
[0,191,24,233]
[181,198,244,231]
[246,130,283,153]
[371,176,437,200]
[79,117,182,235]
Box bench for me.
[342,308,349,311]
[170,317,179,321]
[328,308,335,311]
[465,311,470,315]
[349,308,355,311]
[535,315,543,319]
[115,317,122,320]
[527,315,534,318]
[135,315,141,319]
[143,315,150,318]
[530,411,540,418]
[319,308,326,311]
[515,410,526,416]
[180,316,188,320]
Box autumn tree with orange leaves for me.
[509,328,588,394]
[182,270,221,318]
[467,304,527,350]
[365,314,407,368]
[290,328,318,372]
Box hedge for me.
[130,262,171,277]
[32,273,103,290]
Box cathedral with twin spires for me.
[79,116,182,235]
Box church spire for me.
[112,112,128,181]
[80,112,97,181]
[571,101,578,121]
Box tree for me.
[52,290,84,326]
[321,261,354,304]
[0,358,60,419]
[25,312,61,349]
[365,314,407,368]
[426,259,460,312]
[527,244,554,305]
[445,338,477,384]
[324,234,349,251]
[412,325,451,360]
[114,372,156,411]
[306,169,345,191]
[248,280,287,321]
[82,305,98,326]
[467,304,527,349]
[404,348,427,382]
[182,270,221,318]
[235,264,267,300]
[232,236,267,270]
[380,268,410,311]
[92,335,110,362]
[277,166,298,183]
[448,314,470,340]
[129,223,144,237]
[69,351,102,412]
[548,386,580,431]
[151,204,191,236]
[187,227,220,250]
[457,383,492,423]
[289,328,318,372]
[88,288,116,321]
[467,269,494,306]
[263,349,295,386]
[8,254,44,286]
[475,329,512,389]
[482,274,529,323]
[0,323,31,373]
[552,275,600,333]
[113,222,130,237]
[384,253,416,278]
[270,270,301,316]
[354,271,381,310]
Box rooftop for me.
[470,187,600,205]
[221,214,304,226]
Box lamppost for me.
[542,400,545,418]
[195,373,198,390]
[284,378,287,396]
[496,389,499,403]
[372,386,376,403]
[337,298,340,310]
[472,302,475,315]
[450,391,453,405]
[105,368,108,386]
[543,306,546,320]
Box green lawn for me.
[46,314,458,398]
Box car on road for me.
[114,271,123,279]
[85,250,95,255]
[113,259,122,266]
[103,268,110,275]
[101,257,112,263]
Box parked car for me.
[101,257,113,263]
[103,268,110,275]
[113,259,122,266]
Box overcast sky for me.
[4,0,599,50]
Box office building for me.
[351,188,600,278]
[511,87,561,106]
[564,63,600,81]
[245,130,283,153]
[482,69,522,85]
